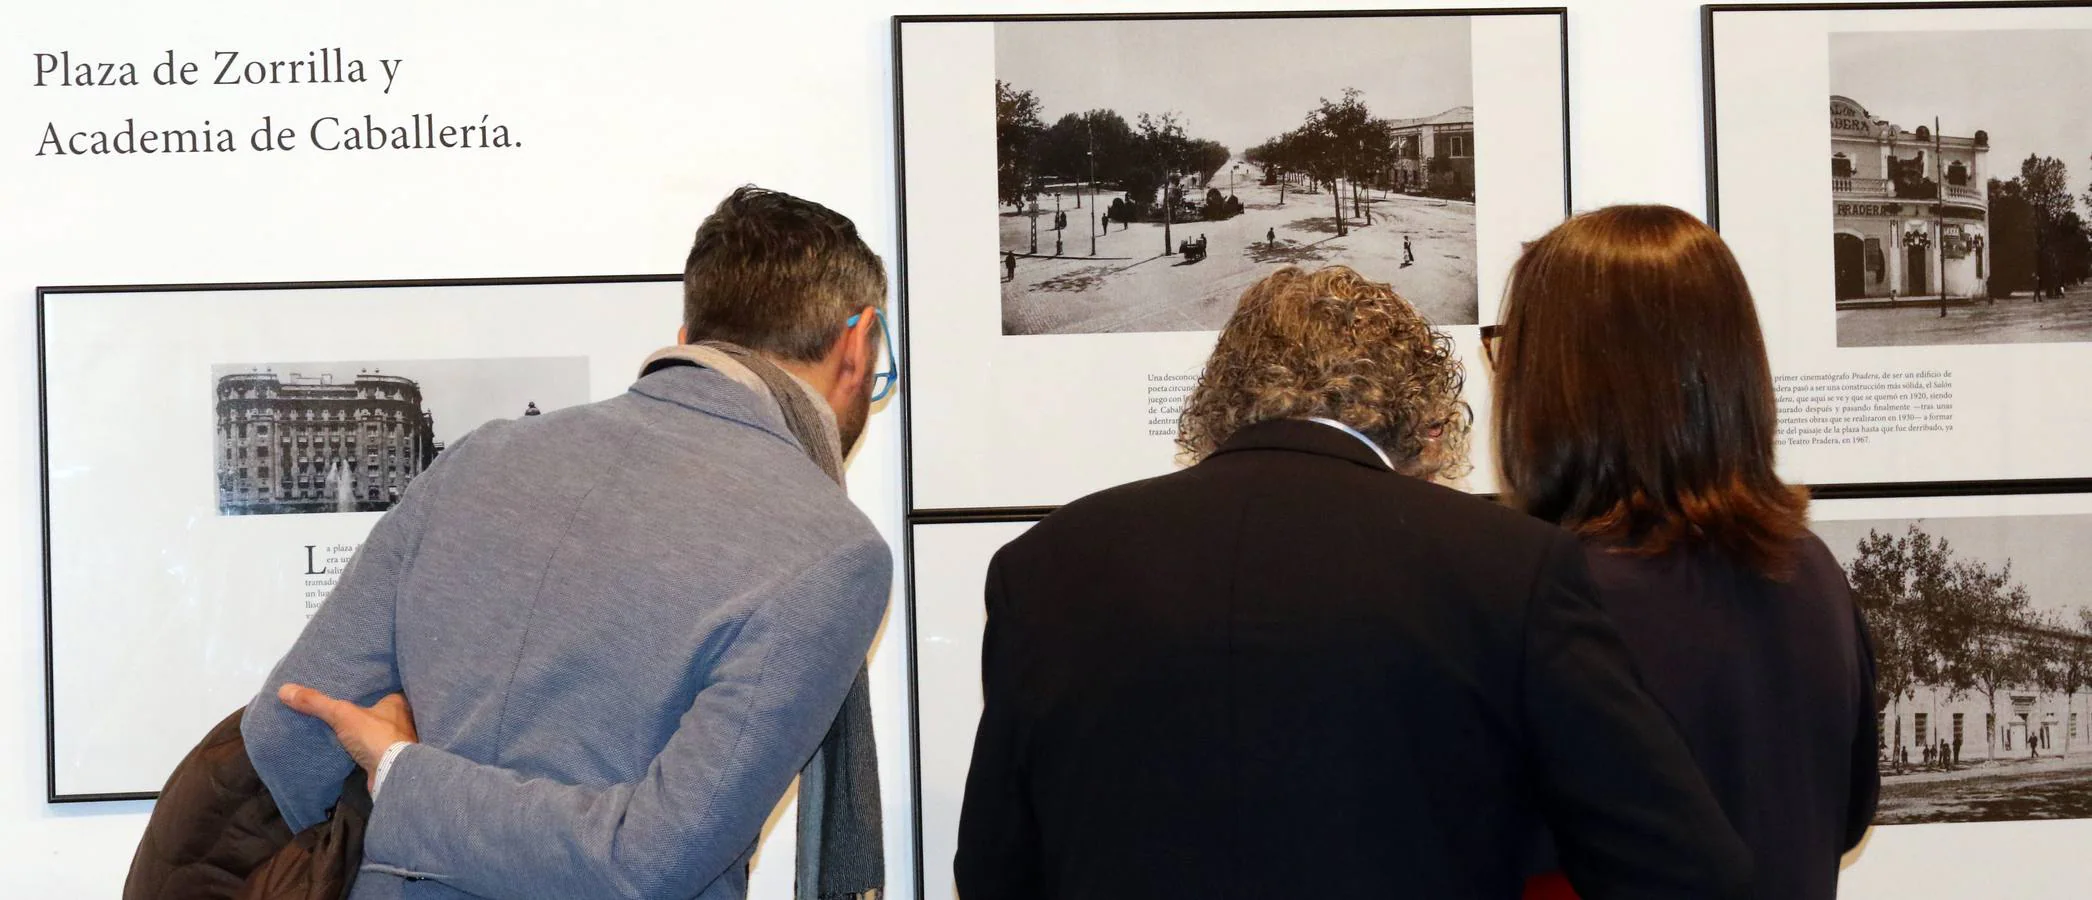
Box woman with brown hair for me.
[1492,206,1880,900]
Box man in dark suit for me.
[955,265,1751,899]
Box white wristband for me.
[371,741,412,799]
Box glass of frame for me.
[37,276,677,800]
[894,9,1571,515]
[1705,1,2092,491]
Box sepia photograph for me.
[994,15,1479,336]
[1830,29,2092,347]
[212,356,588,516]
[1815,512,2092,824]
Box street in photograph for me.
[994,15,1479,336]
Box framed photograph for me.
[39,276,678,800]
[1814,491,2092,825]
[1706,2,2092,491]
[895,9,1570,513]
[907,518,1036,900]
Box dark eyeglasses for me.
[1479,324,1503,368]
[845,308,899,403]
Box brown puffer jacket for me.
[122,707,371,900]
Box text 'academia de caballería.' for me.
[35,114,521,156]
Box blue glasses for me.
[845,308,899,403]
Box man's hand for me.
[278,684,418,788]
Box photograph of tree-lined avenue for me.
[1831,30,2092,347]
[993,16,1479,336]
[1816,513,2092,824]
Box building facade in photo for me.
[215,369,441,515]
[1831,95,1990,303]
[1389,106,1474,198]
[1878,620,2092,768]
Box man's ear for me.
[834,307,879,385]
[677,325,689,344]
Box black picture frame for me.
[891,9,1569,896]
[37,273,679,804]
[1699,0,2092,502]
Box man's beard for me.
[835,369,874,456]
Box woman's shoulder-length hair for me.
[1492,204,1809,579]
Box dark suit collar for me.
[1207,418,1396,473]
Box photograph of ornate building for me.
[212,356,590,516]
[1832,29,2092,347]
[1830,94,1990,304]
[214,370,441,515]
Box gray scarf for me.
[641,343,884,900]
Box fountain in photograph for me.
[326,459,356,513]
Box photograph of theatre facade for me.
[214,370,441,515]
[1831,94,1991,305]
[1830,29,2092,348]
[1818,515,2092,824]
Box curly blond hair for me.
[1176,265,1471,479]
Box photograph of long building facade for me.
[212,356,590,516]
[1832,30,2092,347]
[1816,512,2092,824]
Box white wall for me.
[1,0,2078,896]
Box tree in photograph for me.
[1923,538,2034,761]
[1286,113,1346,236]
[1246,137,1283,188]
[2022,155,2073,298]
[2052,210,2092,289]
[995,80,1046,212]
[1186,138,1231,188]
[1246,131,1306,204]
[1847,528,1921,769]
[2072,609,2092,752]
[1988,178,2039,297]
[1313,90,1372,232]
[1034,110,1137,206]
[1135,111,1191,254]
[2028,610,2092,754]
[2078,153,2092,225]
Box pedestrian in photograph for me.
[1403,234,1416,267]
[1267,226,1276,246]
[1004,250,1017,283]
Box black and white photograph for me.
[1815,512,2092,824]
[212,356,588,516]
[994,15,1479,336]
[1831,29,2092,347]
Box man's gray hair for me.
[683,186,888,362]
